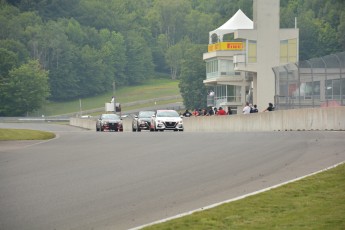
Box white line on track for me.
[129,161,345,230]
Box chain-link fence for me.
[273,51,345,110]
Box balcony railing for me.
[206,71,237,79]
[207,96,242,108]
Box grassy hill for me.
[36,78,181,116]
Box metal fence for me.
[273,51,345,110]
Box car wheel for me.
[132,126,136,132]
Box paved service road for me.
[1,123,345,230]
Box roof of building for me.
[209,9,253,42]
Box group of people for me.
[183,106,232,117]
[242,102,258,114]
[242,102,274,114]
[182,102,274,117]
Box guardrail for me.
[0,117,70,123]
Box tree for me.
[124,30,154,85]
[185,10,214,44]
[12,0,80,21]
[298,10,320,60]
[99,29,127,87]
[165,37,192,80]
[150,0,191,47]
[0,47,18,76]
[0,60,50,116]
[0,39,29,65]
[337,11,345,51]
[78,45,106,96]
[179,44,207,109]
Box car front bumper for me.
[156,121,183,131]
[102,122,123,131]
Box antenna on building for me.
[295,17,297,29]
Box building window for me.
[280,40,288,63]
[214,85,241,103]
[206,59,219,78]
[228,85,241,102]
[280,39,297,63]
[304,81,320,99]
[326,79,345,100]
[248,40,257,63]
[206,59,236,78]
[219,60,234,76]
[288,39,297,62]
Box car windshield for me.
[156,110,179,117]
[101,114,120,120]
[138,111,155,118]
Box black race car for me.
[132,111,155,132]
[96,114,123,132]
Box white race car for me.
[150,110,184,132]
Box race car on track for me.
[96,114,123,132]
[132,110,155,132]
[150,110,184,132]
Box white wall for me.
[183,107,345,132]
[71,107,345,132]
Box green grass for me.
[0,128,56,140]
[38,78,180,116]
[144,163,345,230]
[123,99,183,111]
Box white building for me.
[203,0,299,113]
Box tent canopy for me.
[209,9,253,43]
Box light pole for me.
[113,81,116,114]
[79,98,82,117]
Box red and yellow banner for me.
[208,42,244,52]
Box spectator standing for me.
[198,108,203,116]
[227,107,232,115]
[263,102,274,112]
[208,107,214,116]
[192,109,199,116]
[183,109,192,117]
[243,102,251,114]
[217,107,227,115]
[201,108,207,116]
[251,104,258,113]
[214,107,218,115]
[249,103,254,113]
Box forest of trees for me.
[0,0,344,115]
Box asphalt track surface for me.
[0,123,345,230]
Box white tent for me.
[209,9,253,43]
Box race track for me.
[1,123,344,230]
